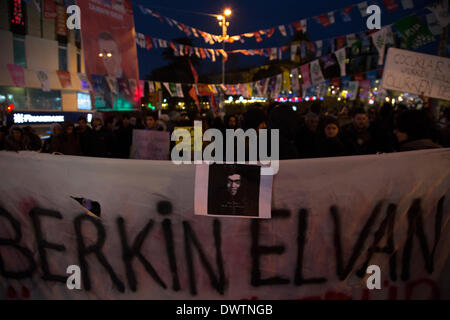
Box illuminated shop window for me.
[28,88,62,110]
[0,86,28,110]
[77,92,92,110]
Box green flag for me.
[394,15,435,50]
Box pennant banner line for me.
[135,0,433,44]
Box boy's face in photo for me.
[227,174,241,196]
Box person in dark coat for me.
[267,104,300,160]
[113,114,134,158]
[0,126,8,151]
[42,123,62,153]
[58,121,81,155]
[370,103,396,153]
[5,126,29,151]
[23,126,42,151]
[90,115,113,158]
[317,116,346,158]
[296,112,320,158]
[76,116,93,156]
[340,107,374,155]
[394,109,442,151]
[438,108,450,148]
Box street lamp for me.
[218,8,231,85]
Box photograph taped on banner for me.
[195,163,272,218]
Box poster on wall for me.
[77,0,140,110]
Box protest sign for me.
[130,129,170,160]
[382,48,450,100]
[0,150,449,299]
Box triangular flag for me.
[315,40,323,57]
[266,28,275,38]
[317,14,331,27]
[371,27,388,65]
[328,12,335,24]
[292,21,303,32]
[427,1,449,27]
[189,86,201,112]
[341,5,354,22]
[290,68,300,95]
[163,82,174,97]
[400,0,414,9]
[346,33,357,46]
[175,83,184,98]
[358,2,369,17]
[426,13,442,35]
[291,44,299,61]
[270,48,277,60]
[310,60,325,84]
[300,19,307,32]
[348,81,359,101]
[7,64,25,88]
[278,25,287,36]
[335,47,346,76]
[382,0,400,12]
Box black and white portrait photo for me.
[195,163,273,219]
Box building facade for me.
[0,0,91,114]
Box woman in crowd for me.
[316,117,346,158]
[5,126,29,151]
[58,121,81,155]
[42,123,62,153]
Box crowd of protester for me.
[0,101,449,160]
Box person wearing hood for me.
[23,126,42,151]
[90,115,113,157]
[58,120,81,155]
[5,126,29,151]
[394,109,442,152]
[316,117,347,158]
[42,123,62,153]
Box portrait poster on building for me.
[195,163,273,218]
[77,0,139,110]
[130,129,170,160]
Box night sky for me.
[132,0,438,80]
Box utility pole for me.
[217,9,231,111]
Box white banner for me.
[382,48,450,101]
[0,150,449,299]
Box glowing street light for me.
[224,8,232,16]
